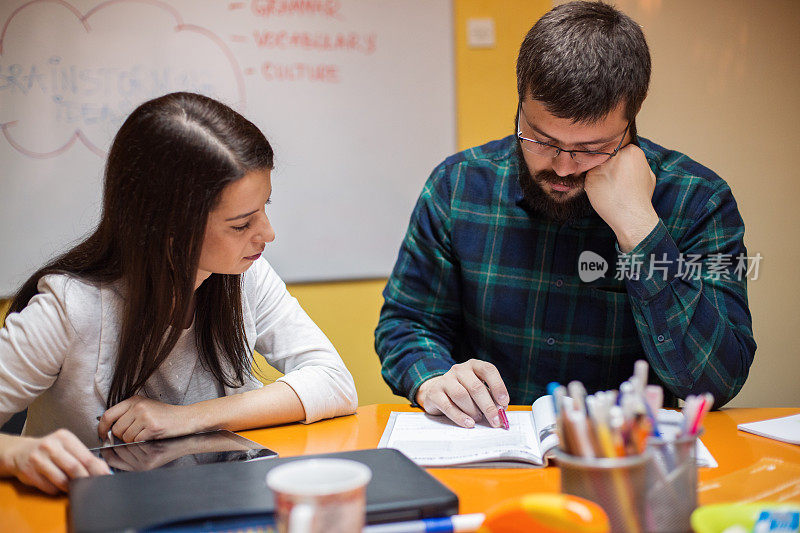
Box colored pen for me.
[644,385,662,411]
[682,395,700,435]
[547,381,561,399]
[550,384,568,449]
[689,393,714,436]
[567,380,587,413]
[363,513,485,533]
[633,359,649,394]
[566,409,596,457]
[641,397,663,440]
[497,406,510,430]
[482,381,509,429]
[551,384,568,416]
[587,395,617,458]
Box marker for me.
[608,405,626,456]
[566,409,596,458]
[633,360,649,390]
[567,381,587,413]
[482,381,509,429]
[641,393,664,439]
[362,513,485,533]
[644,385,663,417]
[498,406,510,430]
[551,385,568,416]
[587,395,617,458]
[689,393,714,436]
[682,395,699,435]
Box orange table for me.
[2,405,800,532]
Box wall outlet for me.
[467,17,496,49]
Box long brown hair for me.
[9,92,274,407]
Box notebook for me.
[68,448,458,532]
[738,413,800,445]
[378,396,717,468]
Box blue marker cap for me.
[547,382,561,396]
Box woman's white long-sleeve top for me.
[0,258,358,446]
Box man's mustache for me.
[533,169,586,188]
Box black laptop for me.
[69,448,458,532]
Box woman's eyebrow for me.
[225,209,258,222]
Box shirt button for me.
[555,279,563,287]
[657,334,666,342]
[546,337,556,346]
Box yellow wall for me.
[454,0,550,150]
[256,279,402,405]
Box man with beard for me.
[375,1,755,428]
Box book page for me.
[738,413,800,445]
[531,395,560,456]
[657,409,718,468]
[378,411,542,467]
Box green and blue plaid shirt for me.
[375,134,755,408]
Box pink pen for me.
[689,393,714,436]
[498,407,510,430]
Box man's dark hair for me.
[517,1,651,123]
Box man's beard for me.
[516,144,594,224]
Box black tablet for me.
[90,430,278,473]
[70,448,458,532]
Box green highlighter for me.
[691,503,800,533]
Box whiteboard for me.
[0,0,455,295]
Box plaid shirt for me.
[375,134,755,408]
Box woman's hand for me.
[98,395,197,443]
[0,430,111,494]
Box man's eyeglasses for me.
[516,107,630,166]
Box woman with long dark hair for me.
[0,92,357,494]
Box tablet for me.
[70,448,459,532]
[90,430,277,473]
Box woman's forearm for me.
[186,381,306,433]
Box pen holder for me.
[555,449,650,533]
[644,432,700,533]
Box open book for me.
[378,396,718,468]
